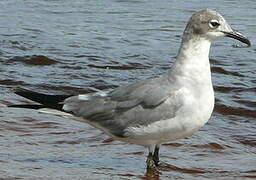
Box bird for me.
[9,9,250,169]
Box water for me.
[0,0,255,179]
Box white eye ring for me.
[209,19,220,29]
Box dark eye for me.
[209,20,220,28]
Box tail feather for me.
[9,89,72,111]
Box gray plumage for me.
[10,9,250,169]
[63,73,181,137]
[63,9,250,142]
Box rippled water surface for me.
[0,0,256,179]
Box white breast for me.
[123,85,214,146]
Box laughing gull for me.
[9,9,250,169]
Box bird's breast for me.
[180,81,215,130]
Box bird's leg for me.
[153,144,170,168]
[153,144,160,166]
[146,152,156,169]
[146,145,157,169]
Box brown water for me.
[0,0,256,179]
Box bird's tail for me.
[9,89,72,111]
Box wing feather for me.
[63,75,181,137]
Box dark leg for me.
[153,144,160,166]
[153,144,171,169]
[146,152,156,169]
[146,146,157,169]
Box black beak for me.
[222,30,251,47]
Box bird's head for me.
[183,9,251,47]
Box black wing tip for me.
[8,104,47,109]
[10,88,72,111]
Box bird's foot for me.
[153,157,159,167]
[146,156,158,171]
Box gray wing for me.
[63,75,182,137]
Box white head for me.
[183,9,250,46]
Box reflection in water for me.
[143,169,160,180]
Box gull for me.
[9,9,250,169]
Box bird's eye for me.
[209,20,220,28]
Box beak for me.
[222,30,251,47]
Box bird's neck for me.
[177,35,211,65]
[167,35,212,85]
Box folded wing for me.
[63,75,182,137]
